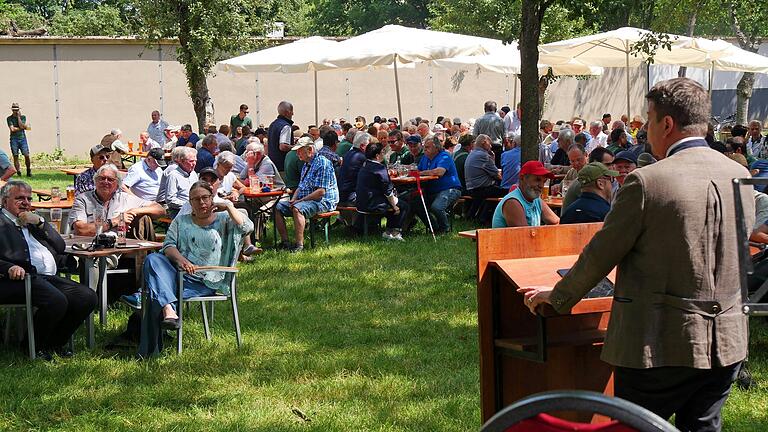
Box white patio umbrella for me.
[539,27,734,118]
[429,41,604,76]
[217,37,340,124]
[681,42,768,94]
[315,25,500,122]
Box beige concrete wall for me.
[1,39,651,157]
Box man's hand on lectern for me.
[517,286,553,314]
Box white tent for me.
[682,44,768,92]
[217,37,340,124]
[429,41,604,76]
[539,27,735,117]
[315,25,500,121]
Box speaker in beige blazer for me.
[548,139,754,370]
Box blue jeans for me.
[418,188,460,232]
[143,253,215,308]
[139,253,216,357]
[276,198,325,218]
[10,135,29,156]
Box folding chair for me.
[1,274,36,359]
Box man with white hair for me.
[339,131,370,205]
[747,120,767,159]
[158,147,198,216]
[0,180,96,359]
[239,139,285,188]
[551,128,575,167]
[267,101,294,173]
[139,131,161,152]
[147,110,169,146]
[587,120,608,153]
[216,140,246,175]
[70,164,165,236]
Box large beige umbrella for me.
[539,27,734,117]
[217,37,340,124]
[315,25,499,122]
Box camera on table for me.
[95,232,116,249]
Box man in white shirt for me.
[587,120,608,153]
[0,180,96,359]
[147,110,169,146]
[138,131,161,152]
[748,120,767,160]
[503,103,522,136]
[122,148,164,200]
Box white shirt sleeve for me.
[279,125,292,145]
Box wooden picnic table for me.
[390,175,439,185]
[459,229,477,240]
[31,199,74,209]
[543,196,563,209]
[64,236,163,339]
[240,188,286,199]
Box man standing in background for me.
[147,110,169,146]
[7,103,31,177]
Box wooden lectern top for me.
[490,255,615,316]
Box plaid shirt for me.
[317,145,342,167]
[297,154,339,210]
[74,167,97,195]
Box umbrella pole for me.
[394,55,403,124]
[625,49,631,120]
[415,173,436,242]
[314,70,319,126]
[708,62,714,97]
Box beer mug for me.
[51,186,61,204]
[50,208,62,233]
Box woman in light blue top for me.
[139,180,253,357]
[492,161,559,228]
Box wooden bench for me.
[308,211,339,248]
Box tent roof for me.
[217,36,339,73]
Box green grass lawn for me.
[0,171,766,431]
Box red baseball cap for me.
[519,161,555,179]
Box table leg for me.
[82,257,96,348]
[97,256,108,326]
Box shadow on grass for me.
[0,220,483,431]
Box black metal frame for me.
[732,177,768,316]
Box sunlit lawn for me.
[0,170,766,430]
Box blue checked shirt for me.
[297,154,339,210]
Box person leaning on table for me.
[0,180,96,360]
[138,180,252,357]
[519,78,754,432]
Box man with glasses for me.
[70,164,165,236]
[387,130,407,165]
[230,104,253,138]
[559,162,618,224]
[0,180,97,359]
[75,142,113,195]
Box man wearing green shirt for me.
[229,104,253,137]
[6,103,31,177]
[401,135,424,165]
[453,134,473,192]
[336,128,355,157]
[283,143,305,190]
[388,130,408,165]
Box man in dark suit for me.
[0,180,96,359]
[520,78,754,432]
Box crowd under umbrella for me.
[538,27,736,119]
[216,36,340,125]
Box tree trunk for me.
[177,3,212,134]
[519,0,551,163]
[735,72,755,125]
[677,10,698,77]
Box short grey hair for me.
[246,141,265,154]
[170,146,186,163]
[352,131,370,149]
[216,150,236,166]
[474,134,492,148]
[201,134,218,148]
[0,180,31,203]
[177,146,197,161]
[558,129,575,147]
[589,121,602,128]
[95,163,123,189]
[345,128,358,143]
[218,140,235,153]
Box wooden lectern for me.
[476,224,614,423]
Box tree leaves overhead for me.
[307,0,430,36]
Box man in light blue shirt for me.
[147,110,169,146]
[123,148,164,200]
